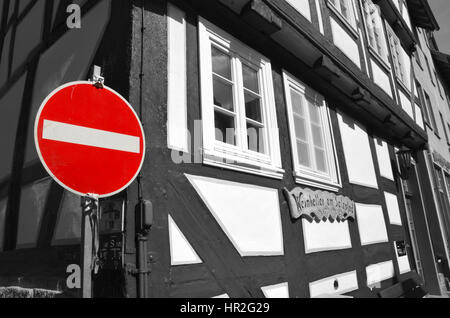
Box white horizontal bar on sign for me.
[42,120,140,154]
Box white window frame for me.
[198,18,283,179]
[386,24,411,91]
[361,0,389,67]
[283,71,341,192]
[327,0,358,32]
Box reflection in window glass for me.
[16,178,51,248]
[52,191,82,246]
[19,0,33,16]
[12,0,45,72]
[0,73,27,181]
[0,199,6,251]
[24,0,111,165]
[0,29,12,87]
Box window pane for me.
[212,47,232,80]
[213,77,234,111]
[0,199,6,251]
[245,92,262,123]
[308,98,321,124]
[16,178,52,248]
[340,0,350,20]
[247,123,265,154]
[312,124,325,148]
[315,148,328,173]
[291,90,305,116]
[215,111,236,145]
[294,116,308,141]
[52,191,82,246]
[243,65,259,93]
[297,141,311,168]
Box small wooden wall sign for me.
[283,187,355,223]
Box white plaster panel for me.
[167,4,189,152]
[261,282,289,298]
[371,59,392,97]
[356,203,388,246]
[366,261,395,287]
[286,0,311,21]
[169,215,202,266]
[415,104,424,129]
[330,18,361,68]
[302,219,352,254]
[338,113,378,188]
[186,174,284,256]
[375,139,394,181]
[399,89,414,119]
[309,270,359,298]
[384,192,402,226]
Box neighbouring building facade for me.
[1,0,450,298]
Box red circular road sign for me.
[35,81,145,198]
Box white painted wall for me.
[187,175,284,256]
[302,219,352,254]
[398,89,414,120]
[371,59,392,97]
[384,192,402,226]
[338,112,378,188]
[309,270,358,298]
[415,103,424,129]
[168,215,202,266]
[261,283,289,298]
[366,261,395,287]
[356,203,389,246]
[330,18,361,68]
[167,4,189,152]
[375,139,394,181]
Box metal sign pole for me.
[80,196,100,298]
[81,197,93,298]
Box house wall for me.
[124,0,440,298]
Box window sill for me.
[368,47,390,72]
[326,1,359,40]
[396,77,411,95]
[203,155,285,180]
[294,173,342,193]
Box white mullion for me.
[303,95,317,171]
[234,56,246,151]
[257,66,270,155]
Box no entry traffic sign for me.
[34,81,145,198]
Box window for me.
[416,82,430,125]
[441,113,449,144]
[424,55,435,85]
[198,19,283,178]
[387,25,411,89]
[425,92,439,134]
[286,0,311,21]
[328,0,357,29]
[362,0,389,63]
[283,72,341,191]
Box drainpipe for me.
[134,0,151,299]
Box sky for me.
[429,0,450,54]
